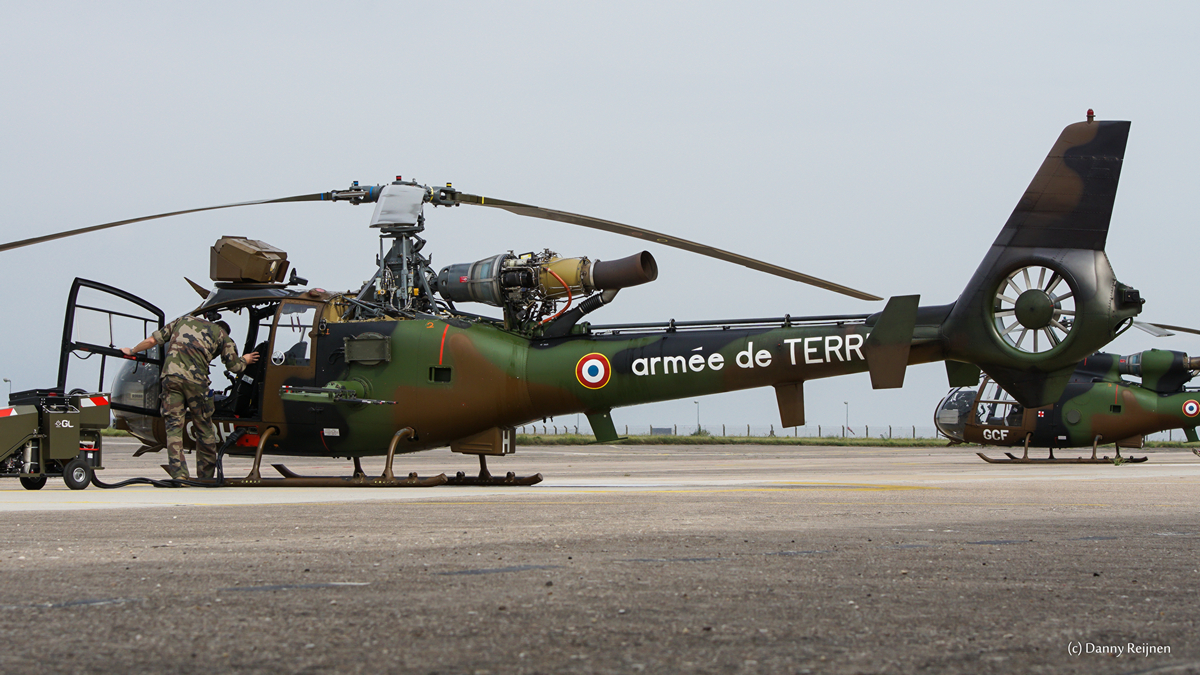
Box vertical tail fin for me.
[941,119,1143,407]
[994,120,1130,250]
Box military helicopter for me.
[935,334,1200,463]
[0,115,1148,489]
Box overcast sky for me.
[2,1,1197,433]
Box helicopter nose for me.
[933,389,969,442]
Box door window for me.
[975,379,1024,427]
[270,303,316,367]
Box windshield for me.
[934,387,975,442]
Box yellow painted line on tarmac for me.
[428,485,936,495]
[25,495,1190,509]
[628,487,909,494]
[57,497,1135,509]
[392,500,1118,507]
[0,499,112,504]
[771,481,934,490]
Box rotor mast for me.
[334,178,441,318]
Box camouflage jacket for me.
[152,316,246,386]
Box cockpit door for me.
[59,277,165,416]
[260,300,320,436]
[58,278,166,448]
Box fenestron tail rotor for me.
[991,264,1077,354]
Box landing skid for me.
[222,428,543,486]
[93,428,543,488]
[220,464,448,487]
[91,463,447,488]
[976,452,1147,464]
[976,434,1146,464]
[445,454,543,486]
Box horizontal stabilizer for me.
[865,295,920,389]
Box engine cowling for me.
[432,251,657,308]
[1118,349,1200,394]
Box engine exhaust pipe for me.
[591,251,658,290]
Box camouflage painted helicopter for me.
[935,340,1200,464]
[0,115,1147,489]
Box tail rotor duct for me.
[992,264,1077,354]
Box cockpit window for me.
[271,303,316,367]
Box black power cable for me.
[91,427,250,489]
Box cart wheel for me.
[63,458,93,491]
[19,475,47,491]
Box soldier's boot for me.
[162,461,190,480]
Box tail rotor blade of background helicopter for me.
[0,192,330,253]
[443,191,882,301]
[1142,322,1200,337]
[1133,321,1175,337]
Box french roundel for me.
[1184,400,1199,418]
[576,353,611,389]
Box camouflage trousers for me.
[161,378,219,479]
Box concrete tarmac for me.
[2,439,1199,674]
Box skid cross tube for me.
[381,428,412,481]
[245,427,277,481]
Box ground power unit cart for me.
[0,389,110,490]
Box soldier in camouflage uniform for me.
[124,315,260,479]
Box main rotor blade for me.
[0,192,329,253]
[452,193,882,301]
